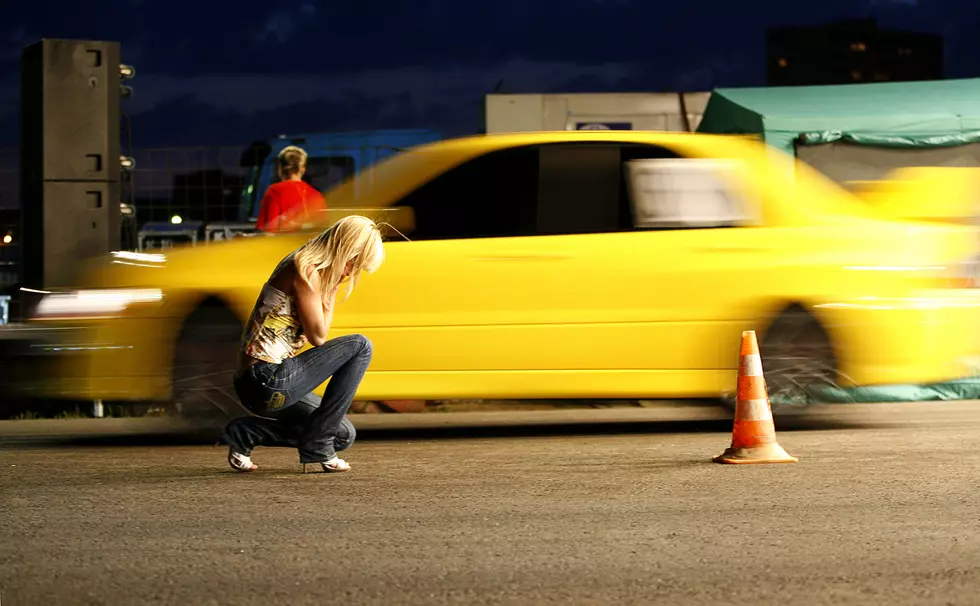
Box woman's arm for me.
[321,284,338,334]
[293,265,330,347]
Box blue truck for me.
[137,129,443,249]
[238,129,444,223]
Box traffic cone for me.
[713,330,798,465]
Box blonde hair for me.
[277,145,307,178]
[294,215,385,300]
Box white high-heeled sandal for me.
[321,457,351,473]
[228,449,258,472]
[302,456,351,473]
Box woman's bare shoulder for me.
[270,260,299,293]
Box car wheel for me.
[722,306,838,417]
[169,301,244,420]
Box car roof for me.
[324,131,772,204]
[320,130,869,226]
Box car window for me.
[391,141,754,241]
[623,157,754,229]
[536,144,623,235]
[536,143,679,235]
[394,146,539,240]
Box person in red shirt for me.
[255,146,327,232]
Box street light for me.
[2,232,12,245]
[119,63,135,98]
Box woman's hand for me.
[294,265,331,347]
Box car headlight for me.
[31,288,164,320]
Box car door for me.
[332,141,768,400]
[326,144,580,397]
[523,142,771,397]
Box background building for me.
[485,92,711,134]
[767,18,943,86]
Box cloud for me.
[124,58,644,119]
[0,24,36,62]
[111,53,762,145]
[106,58,660,145]
[255,11,300,45]
[0,48,759,146]
[255,1,319,46]
[671,52,757,91]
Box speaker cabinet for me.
[21,39,122,289]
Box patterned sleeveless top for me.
[241,252,307,364]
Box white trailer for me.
[485,92,711,134]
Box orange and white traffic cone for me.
[714,330,798,465]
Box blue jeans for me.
[222,334,373,464]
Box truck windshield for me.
[304,156,356,195]
[238,166,261,222]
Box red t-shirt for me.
[255,180,327,232]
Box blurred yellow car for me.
[6,131,980,417]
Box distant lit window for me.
[777,58,788,68]
[851,70,863,81]
[850,42,867,52]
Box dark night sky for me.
[0,0,977,148]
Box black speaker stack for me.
[20,39,135,289]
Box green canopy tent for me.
[697,78,980,184]
[698,79,980,406]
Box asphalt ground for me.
[1,401,978,605]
